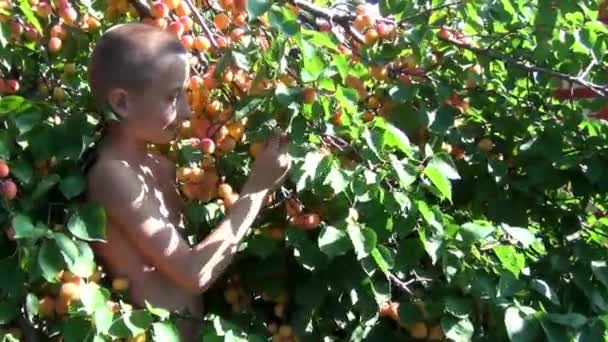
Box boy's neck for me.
[102,123,148,159]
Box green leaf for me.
[31,174,60,199]
[0,299,18,324]
[427,153,460,180]
[247,0,271,19]
[10,157,33,184]
[26,293,38,320]
[539,319,569,342]
[530,279,560,305]
[459,222,495,243]
[494,245,525,278]
[18,0,42,33]
[502,224,535,248]
[152,321,180,342]
[62,316,94,342]
[445,297,472,319]
[268,5,299,36]
[323,167,347,194]
[375,119,413,157]
[11,214,47,240]
[67,205,107,242]
[546,313,587,328]
[231,51,251,71]
[80,283,109,314]
[54,233,96,278]
[0,96,27,116]
[109,310,153,338]
[145,301,170,320]
[371,245,393,273]
[38,238,67,282]
[424,166,452,201]
[59,173,86,199]
[318,225,351,258]
[591,260,608,291]
[389,154,416,188]
[245,234,279,259]
[93,306,114,334]
[347,225,377,260]
[441,316,474,342]
[505,307,542,342]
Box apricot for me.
[186,167,204,183]
[0,160,9,177]
[233,0,246,13]
[167,21,184,38]
[376,22,393,38]
[39,296,55,318]
[379,301,399,321]
[2,179,17,200]
[407,321,428,339]
[438,28,452,40]
[214,13,230,31]
[233,12,247,26]
[59,6,77,24]
[180,34,194,50]
[428,325,445,341]
[6,79,19,93]
[126,333,147,342]
[364,29,379,44]
[112,277,129,291]
[249,142,264,158]
[176,167,193,182]
[267,226,284,240]
[220,0,233,10]
[285,198,303,217]
[477,138,494,152]
[290,213,321,230]
[153,17,168,30]
[87,16,101,30]
[151,1,169,18]
[218,137,236,153]
[178,15,193,31]
[224,287,239,304]
[175,1,189,16]
[273,303,285,318]
[278,325,293,338]
[53,87,66,101]
[48,36,62,52]
[302,87,316,104]
[59,282,80,302]
[162,0,179,10]
[50,25,66,39]
[199,138,215,154]
[36,2,52,17]
[217,183,233,199]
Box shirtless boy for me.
[86,23,290,340]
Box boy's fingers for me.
[266,133,280,151]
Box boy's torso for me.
[87,147,202,315]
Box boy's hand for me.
[246,132,291,192]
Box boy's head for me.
[89,23,191,144]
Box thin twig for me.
[184,0,219,50]
[293,0,365,44]
[398,0,464,25]
[388,273,413,295]
[439,36,608,97]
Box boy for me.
[86,23,290,341]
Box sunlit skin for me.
[86,23,290,342]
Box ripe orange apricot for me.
[224,287,239,304]
[193,36,210,51]
[50,25,66,39]
[6,79,19,93]
[217,183,233,199]
[178,15,193,31]
[233,12,247,26]
[230,27,245,42]
[365,29,379,44]
[220,0,233,10]
[167,21,184,38]
[162,0,179,10]
[407,321,428,339]
[126,333,147,342]
[59,6,77,24]
[218,137,236,153]
[151,1,169,18]
[48,36,62,52]
[290,213,321,230]
[181,34,194,50]
[112,277,129,291]
[428,325,445,341]
[55,297,70,315]
[0,160,9,178]
[214,13,230,31]
[249,142,264,158]
[223,192,239,208]
[175,1,190,16]
[438,28,452,40]
[379,301,399,321]
[278,325,293,338]
[59,282,80,302]
[3,179,17,200]
[285,198,303,217]
[39,296,55,318]
[478,138,494,152]
[86,16,101,30]
[36,2,52,17]
[302,87,316,104]
[199,138,215,154]
[53,87,66,101]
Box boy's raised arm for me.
[89,134,290,294]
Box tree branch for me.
[398,0,464,25]
[439,36,608,97]
[292,0,365,44]
[184,0,219,50]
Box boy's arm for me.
[90,135,289,294]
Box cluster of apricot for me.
[379,301,446,341]
[0,160,17,200]
[351,5,396,45]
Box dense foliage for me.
[1,0,608,341]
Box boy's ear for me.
[107,88,130,119]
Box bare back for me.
[87,146,203,338]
